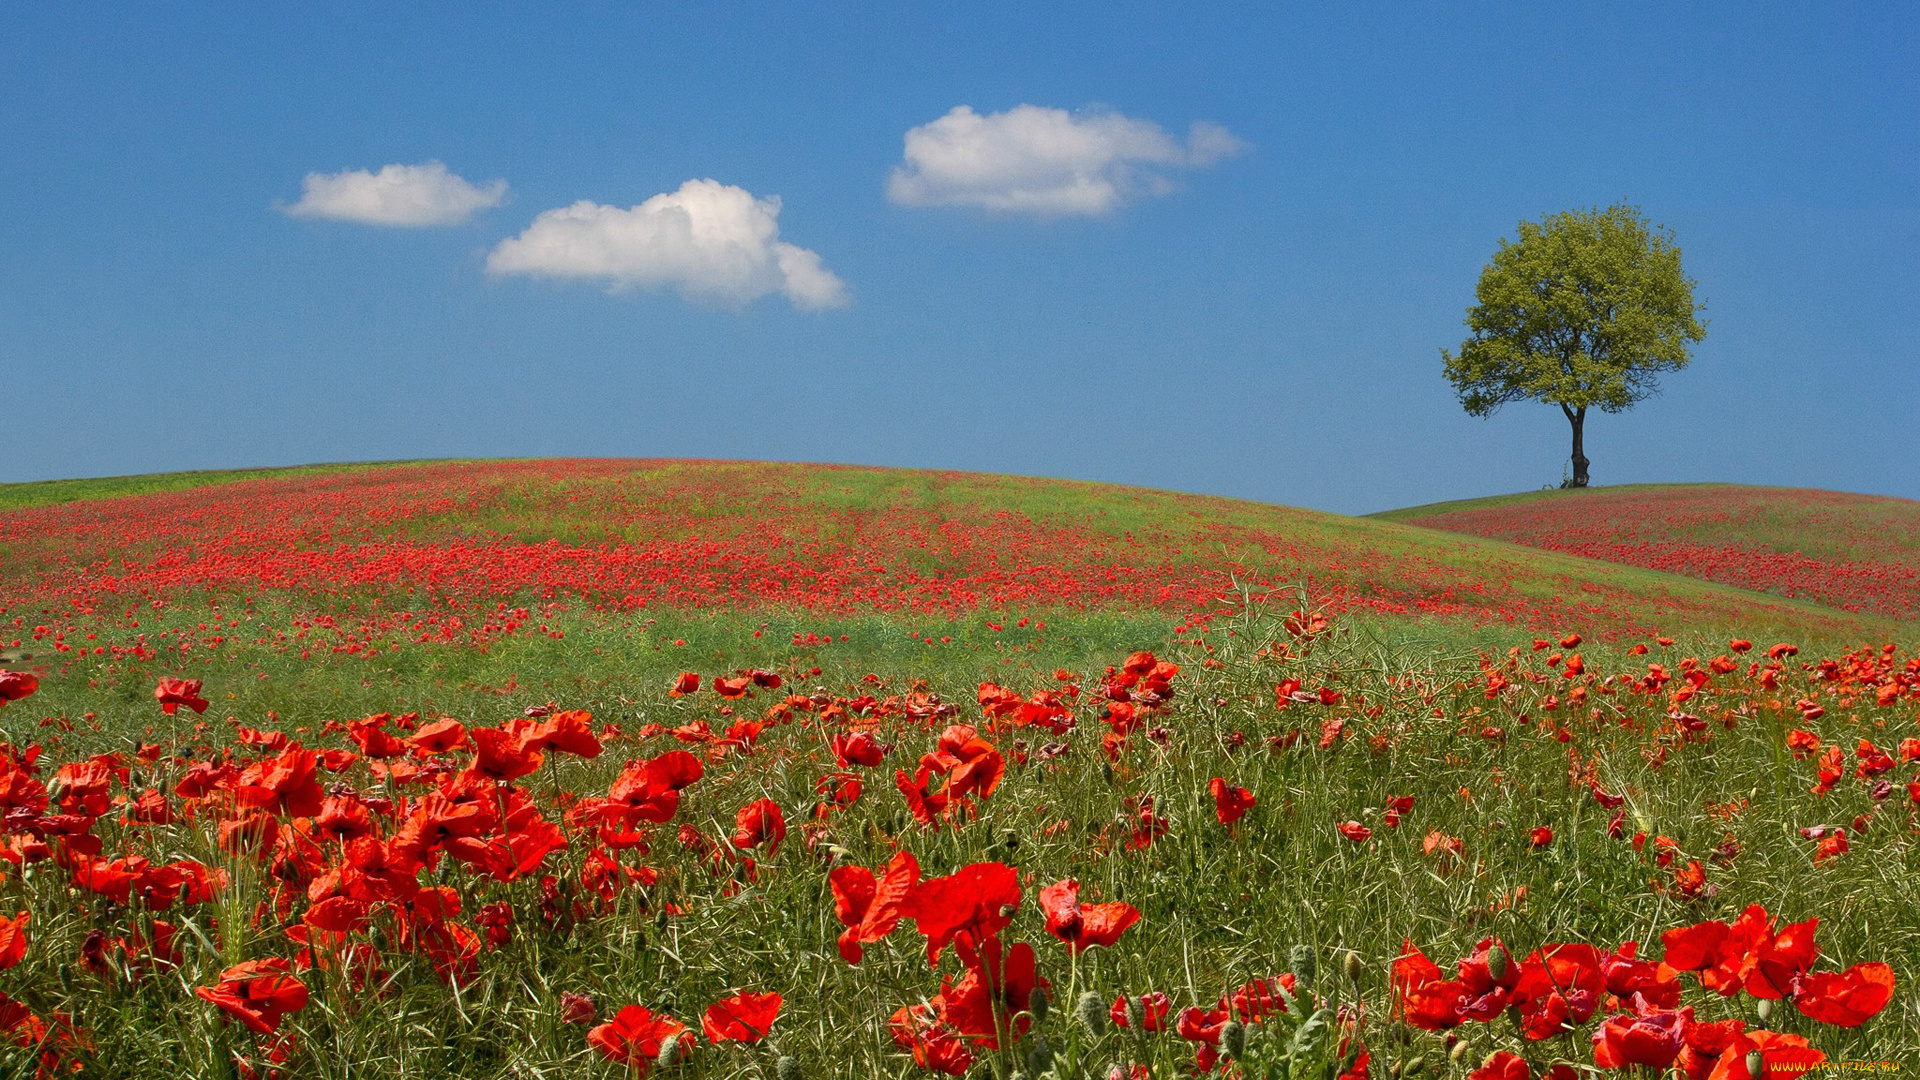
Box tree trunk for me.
[1562,405,1590,488]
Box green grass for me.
[0,459,449,511]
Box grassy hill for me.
[1,460,1897,653]
[2,460,1914,1073]
[1376,483,1920,623]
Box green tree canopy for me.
[1442,203,1706,487]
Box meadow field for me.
[0,460,1913,1079]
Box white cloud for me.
[283,161,507,227]
[887,105,1244,216]
[486,179,848,310]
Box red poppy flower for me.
[1338,820,1372,844]
[347,714,409,759]
[1529,826,1554,848]
[194,958,309,1035]
[520,710,602,758]
[409,719,468,755]
[560,991,597,1025]
[942,935,1046,1050]
[831,731,887,768]
[1469,1051,1530,1080]
[829,848,920,964]
[1038,878,1140,953]
[901,861,1021,966]
[730,798,785,853]
[0,671,38,703]
[587,1003,689,1069]
[606,750,705,825]
[1592,1009,1687,1069]
[1110,991,1172,1031]
[0,912,26,970]
[668,672,700,697]
[466,726,544,782]
[1393,940,1466,1030]
[1209,778,1256,825]
[702,990,782,1043]
[154,677,209,715]
[1794,962,1894,1027]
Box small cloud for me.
[486,178,848,311]
[887,104,1244,216]
[283,161,507,227]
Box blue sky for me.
[3,3,1913,514]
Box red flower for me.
[409,719,468,755]
[1338,820,1372,844]
[1794,962,1894,1027]
[154,677,209,715]
[1592,1009,1687,1069]
[467,726,543,782]
[831,731,888,767]
[941,935,1047,1050]
[194,958,309,1035]
[1209,778,1256,825]
[0,671,38,703]
[1529,826,1554,848]
[1393,940,1466,1030]
[712,675,751,699]
[901,861,1021,966]
[1038,878,1140,953]
[520,710,602,758]
[587,1003,689,1070]
[702,991,781,1043]
[0,912,26,970]
[829,849,920,964]
[668,672,700,697]
[1109,991,1172,1031]
[730,798,786,853]
[1469,1051,1529,1080]
[560,991,597,1025]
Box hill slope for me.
[0,461,1895,649]
[1376,483,1920,623]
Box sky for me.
[3,3,1914,515]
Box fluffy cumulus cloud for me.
[887,104,1244,216]
[283,161,507,226]
[486,179,848,310]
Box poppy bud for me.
[655,1033,687,1069]
[1449,1039,1472,1064]
[1220,1020,1246,1059]
[1746,1052,1764,1078]
[1485,947,1506,982]
[1756,998,1775,1023]
[1125,993,1146,1031]
[1399,1056,1427,1077]
[1076,990,1109,1036]
[1028,986,1050,1022]
[1026,1034,1054,1074]
[776,1056,801,1080]
[1343,951,1364,982]
[1290,943,1317,984]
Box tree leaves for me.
[1441,203,1706,418]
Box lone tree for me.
[1442,203,1706,488]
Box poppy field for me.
[1379,485,1920,625]
[0,461,1914,1078]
